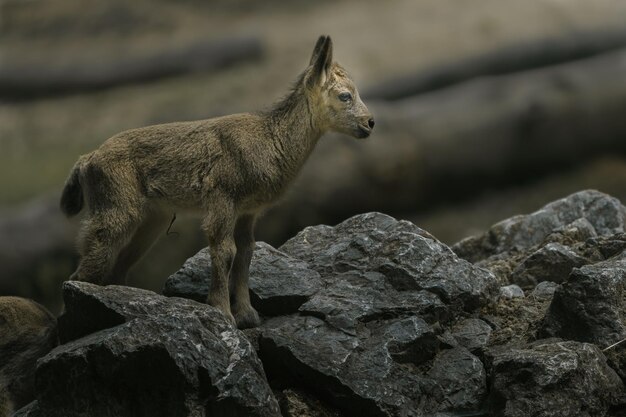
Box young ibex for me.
[60,35,374,328]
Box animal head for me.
[304,36,374,139]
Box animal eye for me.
[338,92,352,102]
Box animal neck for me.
[266,86,324,177]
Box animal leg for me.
[109,209,170,285]
[230,214,260,329]
[71,207,141,285]
[202,197,237,324]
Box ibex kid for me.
[60,35,374,328]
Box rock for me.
[280,212,499,314]
[297,270,448,335]
[259,315,486,416]
[538,251,626,348]
[165,212,499,415]
[277,389,341,417]
[499,285,524,300]
[450,318,493,355]
[583,232,626,260]
[12,192,626,416]
[488,340,625,417]
[453,190,626,263]
[249,213,497,416]
[10,401,39,417]
[531,281,559,300]
[0,297,57,417]
[164,242,323,316]
[36,281,280,417]
[426,347,487,412]
[603,340,626,384]
[510,242,589,289]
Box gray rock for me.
[297,270,448,335]
[276,389,341,417]
[40,281,280,417]
[281,212,499,314]
[583,232,626,260]
[163,212,497,414]
[450,318,493,354]
[510,242,589,289]
[453,190,626,263]
[11,401,40,417]
[531,281,559,300]
[164,242,322,316]
[538,250,626,347]
[488,340,625,417]
[499,284,524,299]
[427,347,487,412]
[259,315,485,416]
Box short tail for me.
[60,157,86,217]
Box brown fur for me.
[60,36,373,328]
[0,297,58,417]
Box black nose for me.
[368,118,375,129]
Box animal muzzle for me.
[356,116,375,138]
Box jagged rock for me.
[452,190,626,301]
[10,400,39,417]
[17,192,626,416]
[538,251,626,348]
[0,297,57,417]
[280,212,499,314]
[164,242,322,316]
[487,340,625,417]
[583,232,626,260]
[499,285,524,300]
[165,212,499,324]
[259,316,486,416]
[257,213,497,416]
[453,190,626,263]
[33,281,280,417]
[530,281,558,300]
[426,347,487,412]
[276,389,341,417]
[165,212,498,416]
[449,318,493,355]
[510,242,589,289]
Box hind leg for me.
[109,209,170,285]
[71,207,142,285]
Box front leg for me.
[230,214,261,329]
[202,199,237,325]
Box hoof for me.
[206,297,236,326]
[233,303,261,329]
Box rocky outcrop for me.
[20,282,280,417]
[13,190,626,416]
[538,251,626,347]
[487,340,624,417]
[166,212,498,416]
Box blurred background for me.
[2,0,626,313]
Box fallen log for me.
[258,48,626,243]
[0,35,264,99]
[364,27,626,101]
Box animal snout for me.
[368,118,375,129]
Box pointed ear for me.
[309,35,327,66]
[307,35,333,88]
